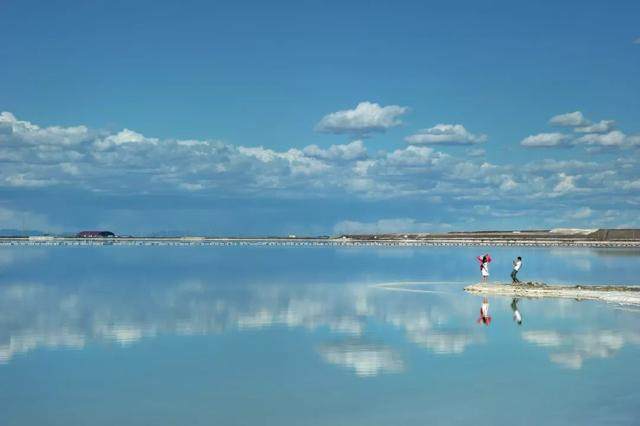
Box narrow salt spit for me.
[464,282,640,306]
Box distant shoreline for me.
[2,235,639,248]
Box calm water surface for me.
[1,246,639,425]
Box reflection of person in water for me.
[511,298,522,325]
[477,297,491,325]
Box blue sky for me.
[1,0,639,235]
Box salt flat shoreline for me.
[465,283,640,306]
[1,236,639,248]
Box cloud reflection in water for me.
[522,330,640,369]
[0,280,483,371]
[318,339,404,377]
[0,278,637,376]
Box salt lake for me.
[1,245,639,425]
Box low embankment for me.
[2,228,640,247]
[465,282,640,306]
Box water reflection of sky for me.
[0,280,489,367]
[1,246,640,425]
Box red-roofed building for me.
[76,231,115,238]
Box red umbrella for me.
[476,254,492,263]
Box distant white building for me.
[28,236,54,241]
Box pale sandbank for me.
[464,282,640,306]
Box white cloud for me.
[314,101,408,136]
[95,129,158,150]
[466,148,485,157]
[520,132,570,147]
[96,324,148,346]
[623,179,640,190]
[386,145,439,166]
[239,146,331,176]
[523,159,597,173]
[574,130,640,148]
[0,112,455,198]
[333,218,441,235]
[499,176,519,191]
[549,111,589,127]
[472,205,527,218]
[4,174,57,187]
[302,140,367,161]
[634,37,640,44]
[3,110,640,227]
[575,130,625,147]
[567,207,593,219]
[553,173,577,195]
[574,120,615,134]
[0,207,61,232]
[0,332,85,364]
[405,124,487,145]
[0,111,90,146]
[524,111,638,151]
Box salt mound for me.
[549,228,598,235]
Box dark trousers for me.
[511,269,520,283]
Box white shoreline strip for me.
[372,281,466,295]
[465,283,640,306]
[371,281,470,287]
[376,287,449,295]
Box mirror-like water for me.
[1,246,639,425]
